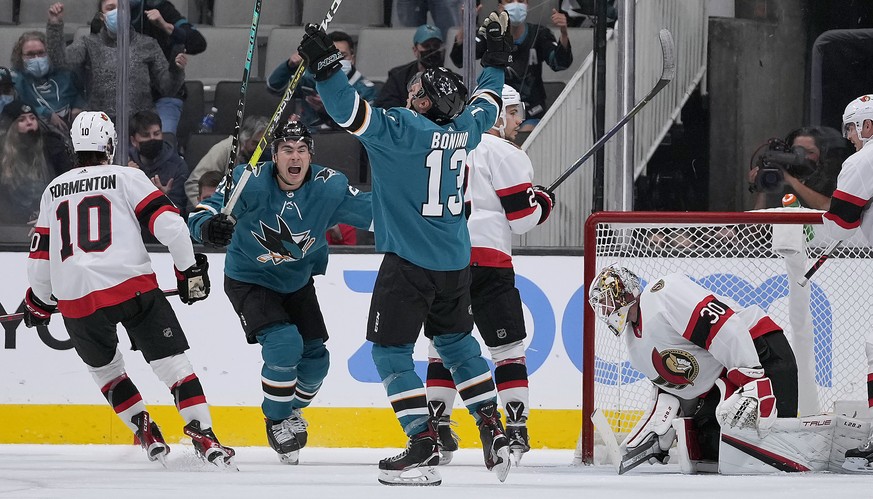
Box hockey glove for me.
[478,11,513,67]
[176,253,211,305]
[715,367,777,438]
[298,24,344,81]
[200,213,236,248]
[533,185,555,224]
[23,288,56,328]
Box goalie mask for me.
[588,265,642,336]
[493,84,525,139]
[71,111,116,161]
[842,95,873,146]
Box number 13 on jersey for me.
[421,149,466,217]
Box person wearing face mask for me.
[0,67,17,115]
[50,1,186,121]
[11,29,86,133]
[267,31,376,131]
[374,24,447,109]
[128,110,188,210]
[450,0,572,129]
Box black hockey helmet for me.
[272,120,314,153]
[415,67,468,124]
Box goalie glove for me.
[715,367,777,438]
[298,24,344,81]
[479,11,513,67]
[175,253,210,305]
[23,288,56,328]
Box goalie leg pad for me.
[719,415,835,474]
[832,415,871,472]
[672,417,718,474]
[618,386,680,472]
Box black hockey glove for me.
[176,253,210,305]
[298,23,344,81]
[200,213,236,248]
[533,185,555,225]
[478,11,513,68]
[23,288,56,328]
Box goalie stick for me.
[0,290,179,323]
[797,239,841,287]
[221,0,262,206]
[591,409,621,472]
[545,28,675,193]
[222,0,345,215]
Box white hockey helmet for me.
[842,95,873,145]
[493,84,525,138]
[71,111,117,161]
[588,265,642,336]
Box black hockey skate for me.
[378,419,441,486]
[131,411,169,466]
[505,401,531,463]
[266,409,309,465]
[843,438,873,472]
[428,401,459,465]
[183,420,236,470]
[477,402,511,482]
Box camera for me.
[753,138,817,193]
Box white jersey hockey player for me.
[822,94,873,471]
[24,111,234,468]
[587,266,798,470]
[425,84,555,464]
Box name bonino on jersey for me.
[430,131,469,150]
[49,174,117,199]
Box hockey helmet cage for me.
[272,120,314,153]
[842,95,873,145]
[588,265,642,336]
[493,84,525,138]
[71,111,116,160]
[419,67,468,125]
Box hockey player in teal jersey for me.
[187,121,372,465]
[299,11,514,486]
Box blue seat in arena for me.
[301,0,384,27]
[355,28,416,83]
[184,27,263,91]
[211,0,295,26]
[211,80,283,136]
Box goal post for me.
[578,210,870,464]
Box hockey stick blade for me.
[591,409,621,473]
[222,0,344,215]
[798,239,841,287]
[0,289,179,323]
[617,434,660,475]
[546,28,675,193]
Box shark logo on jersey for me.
[651,348,699,389]
[252,214,315,264]
[314,168,337,183]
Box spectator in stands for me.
[0,67,17,115]
[128,110,188,209]
[450,0,572,130]
[267,31,376,131]
[197,170,222,202]
[559,0,617,28]
[375,24,446,109]
[747,126,851,210]
[50,1,187,121]
[393,0,461,43]
[12,24,86,133]
[184,114,269,207]
[0,100,71,224]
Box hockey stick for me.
[545,28,675,193]
[591,409,621,473]
[221,0,263,207]
[0,289,179,323]
[797,239,841,287]
[221,0,345,215]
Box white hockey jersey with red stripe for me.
[466,133,545,267]
[27,165,195,318]
[822,140,873,243]
[625,273,781,399]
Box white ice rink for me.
[0,445,870,498]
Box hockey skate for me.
[428,401,459,465]
[843,437,873,472]
[131,411,169,467]
[477,402,511,482]
[505,402,531,463]
[266,409,309,465]
[378,420,441,486]
[183,420,237,470]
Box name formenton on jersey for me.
[431,131,469,150]
[50,174,117,199]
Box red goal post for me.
[579,210,870,464]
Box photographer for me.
[748,126,850,210]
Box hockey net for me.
[577,210,872,464]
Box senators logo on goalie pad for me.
[652,348,699,389]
